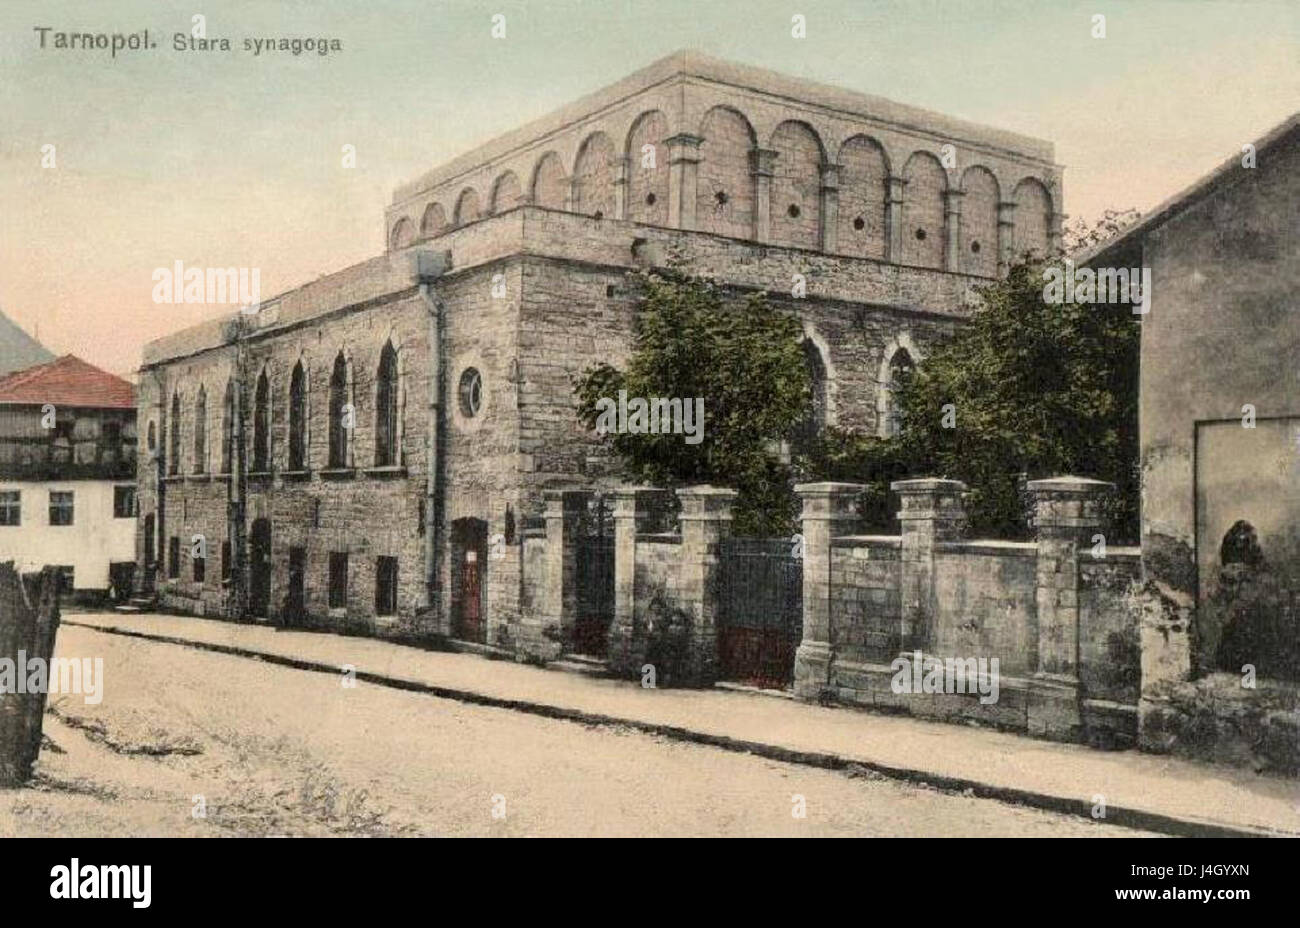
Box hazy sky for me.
[2,0,1296,377]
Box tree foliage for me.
[574,268,809,536]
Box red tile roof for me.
[0,354,134,409]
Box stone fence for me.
[794,477,1142,747]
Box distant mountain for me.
[0,308,54,377]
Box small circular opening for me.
[970,240,981,253]
[853,217,865,231]
[915,228,927,241]
[645,192,656,206]
[787,204,801,219]
[715,191,729,206]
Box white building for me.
[0,354,137,602]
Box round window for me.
[458,367,483,418]
[915,228,927,241]
[853,217,865,231]
[787,204,801,218]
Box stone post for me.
[1027,475,1113,741]
[542,489,590,649]
[819,163,840,253]
[666,135,702,231]
[793,482,863,700]
[750,148,777,244]
[997,200,1017,274]
[676,486,737,685]
[943,188,964,273]
[893,478,967,654]
[885,176,907,263]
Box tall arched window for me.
[374,342,399,467]
[252,370,270,472]
[884,348,915,438]
[288,360,307,471]
[793,339,828,451]
[221,379,234,474]
[328,352,349,469]
[193,386,207,474]
[168,391,181,475]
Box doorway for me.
[451,517,488,643]
[286,546,306,627]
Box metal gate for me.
[573,495,615,656]
[718,537,803,688]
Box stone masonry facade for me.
[136,51,1063,653]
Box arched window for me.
[793,340,828,451]
[884,349,915,438]
[193,385,207,474]
[288,360,307,471]
[168,391,181,475]
[374,342,399,467]
[221,380,234,474]
[328,352,349,469]
[252,370,270,472]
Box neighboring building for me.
[1084,113,1300,760]
[0,354,138,601]
[136,51,1063,649]
[0,308,54,377]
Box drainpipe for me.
[149,367,166,597]
[415,250,452,625]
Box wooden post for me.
[0,564,61,787]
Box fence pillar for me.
[893,478,967,655]
[676,486,737,685]
[542,490,590,649]
[1027,475,1113,740]
[793,482,863,700]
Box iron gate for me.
[718,537,803,688]
[573,495,615,656]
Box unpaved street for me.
[0,624,1156,837]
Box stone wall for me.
[796,477,1144,747]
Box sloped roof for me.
[0,308,54,377]
[1079,112,1300,267]
[0,354,134,409]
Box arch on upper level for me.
[624,109,670,226]
[900,151,948,269]
[489,171,522,215]
[767,120,826,250]
[1012,176,1053,260]
[695,105,756,241]
[836,134,890,260]
[453,187,482,226]
[530,151,568,210]
[420,201,447,237]
[960,165,1000,277]
[571,131,617,219]
[389,217,414,251]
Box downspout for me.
[150,367,166,596]
[416,251,451,625]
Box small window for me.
[147,420,157,452]
[645,193,656,206]
[853,217,865,231]
[915,228,927,241]
[0,491,20,526]
[114,485,136,518]
[458,367,483,418]
[48,491,74,526]
[193,552,206,584]
[714,190,729,207]
[221,541,232,582]
[53,566,74,595]
[375,556,398,616]
[970,240,981,254]
[329,552,349,610]
[168,537,181,579]
[787,204,801,219]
